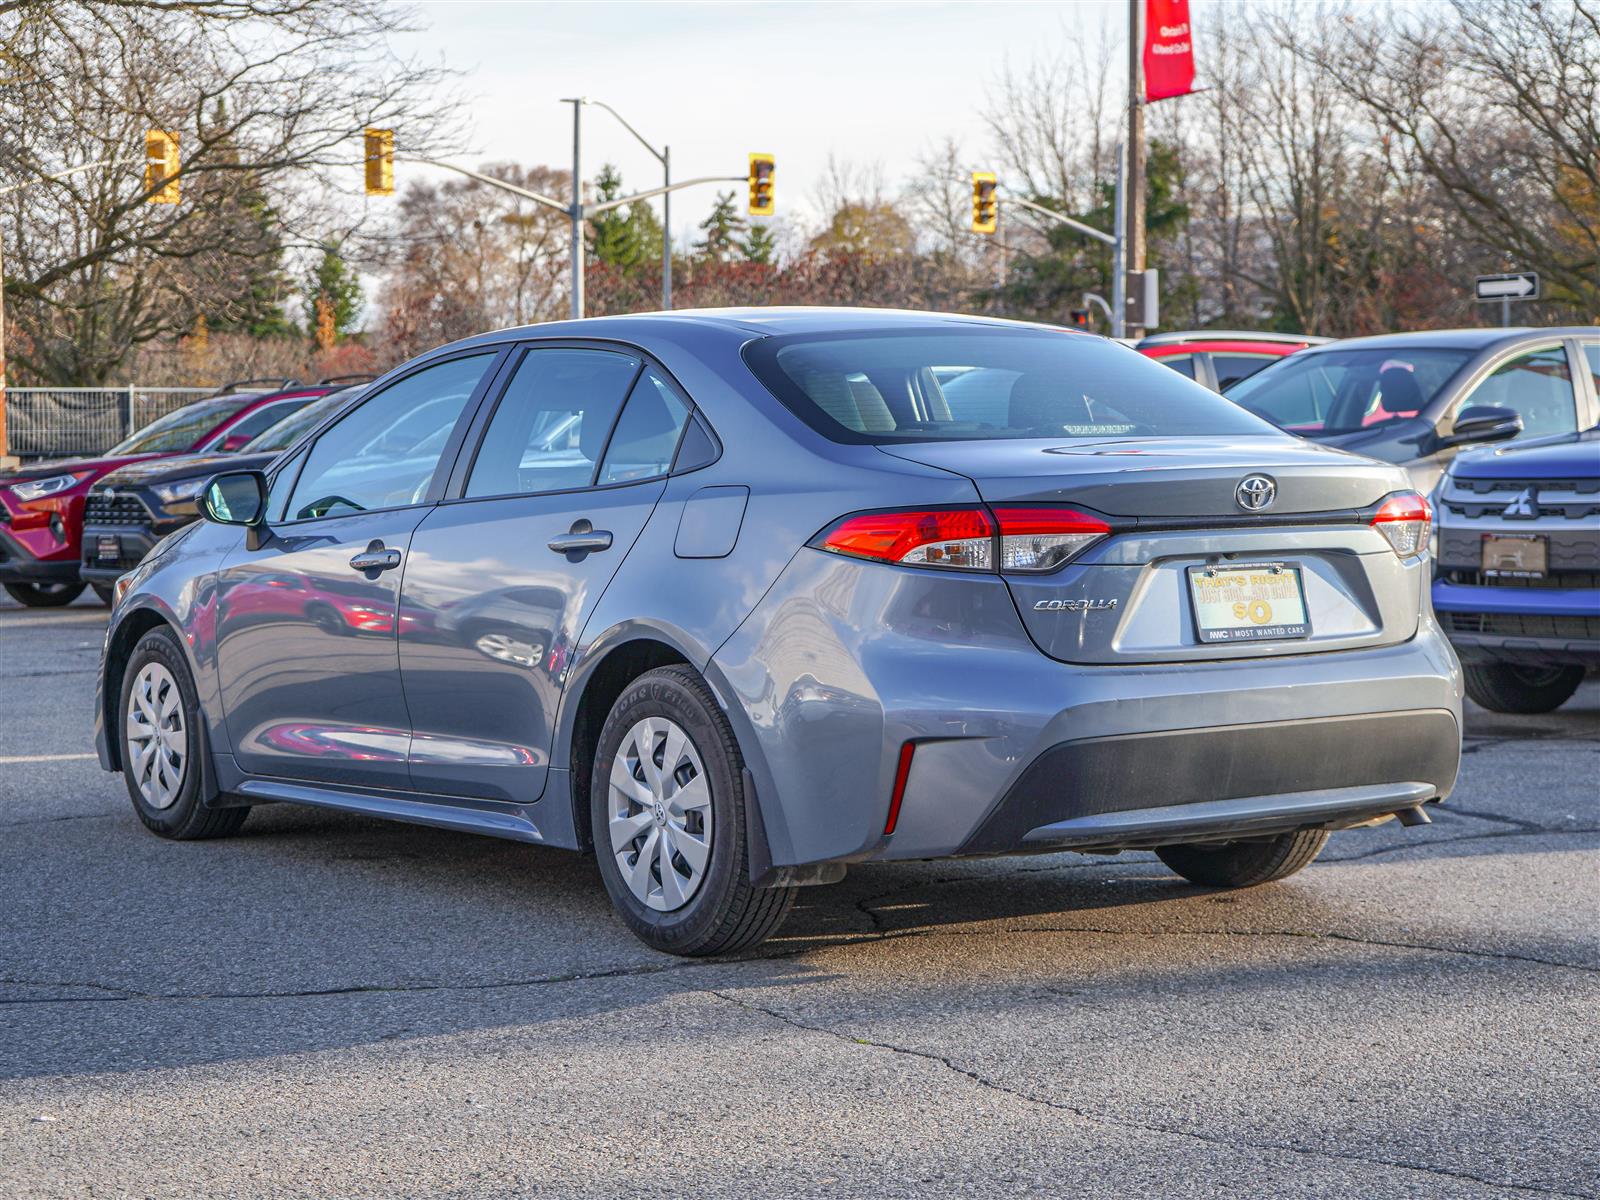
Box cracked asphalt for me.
[2,591,1596,1199]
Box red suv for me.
[0,378,368,606]
[1136,331,1331,391]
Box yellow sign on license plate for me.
[1187,563,1310,643]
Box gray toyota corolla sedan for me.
[95,309,1463,955]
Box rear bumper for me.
[960,711,1458,854]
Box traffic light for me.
[971,172,997,234]
[145,130,180,204]
[1067,309,1090,329]
[365,128,395,196]
[748,153,775,216]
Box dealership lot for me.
[1,593,1595,1199]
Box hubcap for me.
[608,716,713,912]
[125,663,187,810]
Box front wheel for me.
[591,665,795,956]
[1157,830,1329,889]
[4,581,84,607]
[1463,663,1585,714]
[119,628,248,840]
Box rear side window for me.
[466,348,641,497]
[1210,353,1275,390]
[598,368,691,485]
[1156,353,1198,380]
[744,330,1274,443]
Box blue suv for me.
[1433,428,1600,712]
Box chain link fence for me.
[3,387,213,460]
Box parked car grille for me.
[84,492,153,527]
[1440,477,1600,521]
[1451,476,1600,496]
[1442,569,1600,590]
[1440,611,1600,640]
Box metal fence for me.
[4,387,213,460]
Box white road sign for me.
[1475,272,1539,302]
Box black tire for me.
[4,581,85,607]
[1463,663,1585,715]
[91,583,116,607]
[118,627,248,840]
[1156,830,1329,889]
[590,665,795,956]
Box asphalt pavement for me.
[1,590,1596,1199]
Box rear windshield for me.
[1226,347,1473,434]
[110,395,257,454]
[743,329,1276,443]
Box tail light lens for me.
[992,506,1111,572]
[814,505,1110,573]
[1371,491,1431,558]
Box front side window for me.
[598,367,691,485]
[285,353,492,521]
[111,396,257,454]
[1462,345,1577,439]
[746,330,1275,443]
[1226,347,1472,434]
[466,348,641,497]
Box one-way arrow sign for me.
[1475,272,1539,302]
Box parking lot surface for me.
[1,591,1596,1199]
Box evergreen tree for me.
[302,240,363,343]
[743,223,778,264]
[590,164,663,268]
[202,98,293,337]
[696,191,747,262]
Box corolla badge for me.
[1502,487,1538,518]
[1034,597,1119,612]
[1235,474,1277,511]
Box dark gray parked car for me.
[96,309,1463,955]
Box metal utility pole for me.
[581,99,674,310]
[1112,141,1128,339]
[1124,0,1148,339]
[566,97,585,320]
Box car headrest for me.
[1376,367,1423,417]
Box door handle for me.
[548,520,612,557]
[349,542,402,573]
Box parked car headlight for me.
[154,478,206,505]
[9,471,89,501]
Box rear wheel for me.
[119,628,248,840]
[1157,830,1329,889]
[1463,663,1584,714]
[591,665,795,956]
[4,581,84,607]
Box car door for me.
[214,351,501,788]
[399,346,694,805]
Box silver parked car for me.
[96,309,1462,955]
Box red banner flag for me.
[1144,0,1196,102]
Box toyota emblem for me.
[1235,475,1277,511]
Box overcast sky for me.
[390,0,1133,245]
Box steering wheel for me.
[296,495,362,520]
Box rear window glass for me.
[744,330,1274,443]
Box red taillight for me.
[819,508,995,570]
[884,741,916,835]
[815,505,1111,573]
[992,506,1111,573]
[1370,491,1431,558]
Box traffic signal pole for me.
[568,98,584,320]
[1124,0,1148,338]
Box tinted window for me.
[1155,353,1197,380]
[285,354,492,521]
[746,331,1273,443]
[1210,353,1276,390]
[110,396,256,454]
[266,450,304,522]
[1464,345,1577,439]
[466,348,640,497]
[244,390,356,453]
[207,398,313,447]
[1227,347,1472,433]
[598,368,691,485]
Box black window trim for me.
[439,336,714,506]
[267,345,510,530]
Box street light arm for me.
[1002,192,1115,247]
[0,157,144,199]
[395,156,570,214]
[585,175,744,216]
[583,99,666,165]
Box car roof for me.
[1136,330,1332,348]
[1294,327,1596,355]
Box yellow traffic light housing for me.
[971,172,997,234]
[748,153,775,217]
[365,128,395,196]
[145,130,180,204]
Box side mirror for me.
[200,470,269,526]
[1441,404,1522,448]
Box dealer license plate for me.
[1481,533,1546,579]
[1187,563,1311,643]
[96,535,120,564]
